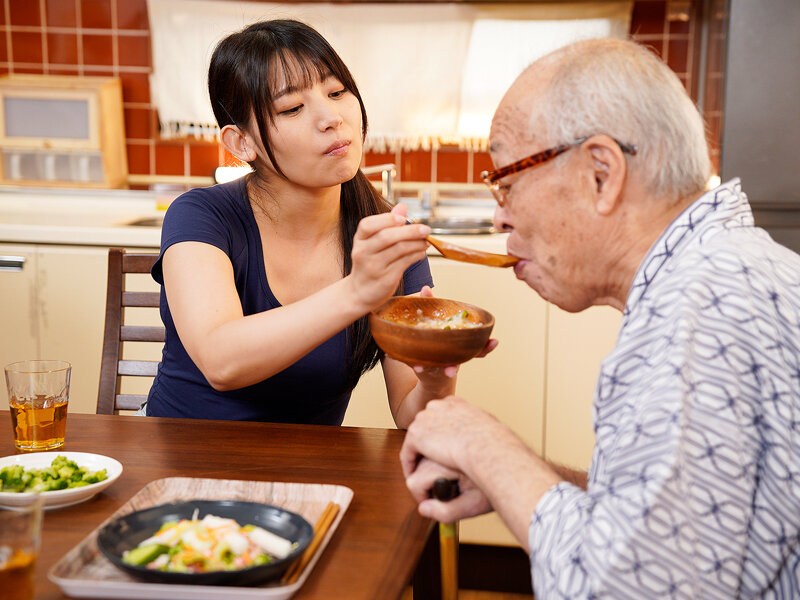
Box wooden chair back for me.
[96,248,163,414]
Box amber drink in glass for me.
[5,360,71,451]
[0,497,43,600]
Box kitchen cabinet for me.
[0,75,127,188]
[0,245,39,386]
[544,305,621,469]
[0,243,155,415]
[37,246,111,415]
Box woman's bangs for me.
[268,49,336,98]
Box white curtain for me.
[147,0,631,151]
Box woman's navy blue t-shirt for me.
[146,178,433,424]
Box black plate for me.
[97,500,313,586]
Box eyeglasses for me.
[480,136,638,207]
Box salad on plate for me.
[0,455,108,493]
[122,512,295,573]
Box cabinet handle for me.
[0,255,26,272]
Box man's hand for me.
[400,396,499,481]
[400,396,564,550]
[405,458,492,524]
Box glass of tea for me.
[5,360,71,452]
[0,496,43,600]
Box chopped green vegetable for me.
[122,543,169,566]
[0,455,108,493]
[253,553,271,566]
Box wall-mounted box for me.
[0,75,128,188]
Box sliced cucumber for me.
[122,543,169,566]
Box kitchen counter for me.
[0,185,510,253]
[0,186,165,247]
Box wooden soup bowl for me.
[369,297,495,367]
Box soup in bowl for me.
[369,297,495,367]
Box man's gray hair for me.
[532,38,711,201]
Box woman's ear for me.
[585,135,627,216]
[220,124,257,163]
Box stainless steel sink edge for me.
[123,213,495,235]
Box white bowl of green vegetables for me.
[0,452,122,510]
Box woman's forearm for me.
[165,211,431,392]
[393,379,457,429]
[384,358,457,429]
[186,275,367,390]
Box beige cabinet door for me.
[343,360,395,428]
[544,305,621,469]
[0,245,39,409]
[347,257,547,546]
[428,258,547,454]
[36,245,162,415]
[36,245,110,415]
[432,258,547,546]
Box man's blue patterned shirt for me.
[529,179,800,598]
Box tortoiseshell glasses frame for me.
[480,136,638,207]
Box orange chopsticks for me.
[281,501,340,585]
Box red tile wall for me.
[0,0,718,184]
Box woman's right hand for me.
[348,203,431,312]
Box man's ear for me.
[585,135,627,216]
[220,124,257,163]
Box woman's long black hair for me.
[208,19,397,391]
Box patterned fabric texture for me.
[529,179,800,599]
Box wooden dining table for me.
[0,411,443,600]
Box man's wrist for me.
[460,416,514,480]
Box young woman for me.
[143,19,460,427]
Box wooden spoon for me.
[426,235,519,268]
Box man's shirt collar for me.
[624,178,752,317]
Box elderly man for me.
[401,38,800,598]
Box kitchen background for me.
[0,0,727,187]
[1,0,796,567]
